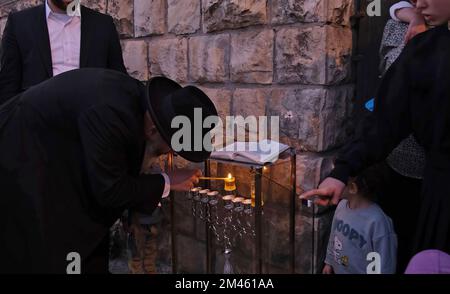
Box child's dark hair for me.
[353,164,388,201]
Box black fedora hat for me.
[144,77,218,162]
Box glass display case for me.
[170,148,299,274]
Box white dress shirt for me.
[45,0,81,76]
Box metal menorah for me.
[190,187,256,241]
[186,186,256,273]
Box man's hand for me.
[322,264,334,274]
[404,16,427,44]
[299,177,346,206]
[167,169,202,192]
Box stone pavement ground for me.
[109,217,172,274]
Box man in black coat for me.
[0,0,126,105]
[0,68,218,273]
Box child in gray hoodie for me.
[323,166,397,274]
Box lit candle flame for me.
[224,173,236,192]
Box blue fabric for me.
[365,98,375,112]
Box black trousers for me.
[377,163,423,273]
[83,235,110,274]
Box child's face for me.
[412,0,450,26]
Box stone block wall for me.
[0,0,355,274]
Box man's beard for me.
[51,0,71,11]
[140,142,168,174]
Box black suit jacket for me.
[0,69,163,273]
[0,4,126,105]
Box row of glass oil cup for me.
[187,188,256,247]
[187,187,257,274]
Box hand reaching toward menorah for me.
[167,168,202,192]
